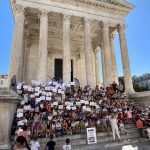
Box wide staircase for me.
[37,124,149,150]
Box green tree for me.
[118,76,149,92]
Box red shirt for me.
[136,119,143,128]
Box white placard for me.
[85,101,89,105]
[87,128,97,145]
[18,120,24,126]
[17,109,23,113]
[20,101,25,105]
[46,92,52,96]
[53,88,57,93]
[24,105,31,111]
[46,97,51,101]
[59,105,63,109]
[35,93,39,97]
[17,113,23,118]
[87,108,91,112]
[40,96,45,101]
[81,100,85,104]
[35,87,40,92]
[17,85,22,90]
[96,105,100,109]
[90,102,95,106]
[36,98,41,103]
[82,106,87,110]
[45,87,51,91]
[76,102,81,106]
[65,102,70,106]
[30,94,35,98]
[66,105,71,110]
[53,102,58,106]
[23,85,28,90]
[70,82,75,85]
[72,106,76,110]
[58,89,62,94]
[53,81,58,86]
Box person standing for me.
[31,137,40,150]
[46,134,56,150]
[136,117,143,142]
[62,138,71,150]
[110,114,121,142]
[14,136,31,150]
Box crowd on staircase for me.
[11,77,150,150]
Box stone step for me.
[39,137,149,150]
[38,126,138,144]
[60,132,139,146]
[38,127,140,150]
[70,138,149,150]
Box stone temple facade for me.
[10,0,134,94]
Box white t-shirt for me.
[31,141,40,150]
[62,144,71,150]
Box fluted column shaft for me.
[110,34,118,84]
[118,24,134,94]
[94,48,100,85]
[9,4,25,82]
[102,22,113,86]
[63,15,71,83]
[84,18,94,88]
[37,10,48,81]
[101,48,106,87]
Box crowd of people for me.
[11,78,150,149]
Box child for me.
[62,138,71,150]
[119,120,127,134]
[31,137,40,150]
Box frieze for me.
[50,0,132,17]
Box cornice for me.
[50,0,133,17]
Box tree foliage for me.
[118,76,149,92]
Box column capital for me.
[13,4,26,15]
[110,33,116,39]
[100,21,110,31]
[84,17,93,24]
[63,14,71,22]
[118,24,127,33]
[94,47,99,55]
[39,9,49,18]
[100,21,110,27]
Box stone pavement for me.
[94,141,150,150]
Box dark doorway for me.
[55,59,63,81]
[54,59,73,81]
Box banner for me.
[86,127,97,144]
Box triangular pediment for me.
[97,0,134,9]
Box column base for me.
[0,143,11,150]
[125,88,135,96]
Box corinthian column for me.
[110,33,118,84]
[102,22,113,86]
[94,48,100,85]
[37,9,48,81]
[118,24,134,94]
[101,47,106,88]
[63,14,71,83]
[84,18,94,88]
[9,4,25,82]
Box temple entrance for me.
[55,59,63,81]
[54,59,73,81]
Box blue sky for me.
[0,0,150,77]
